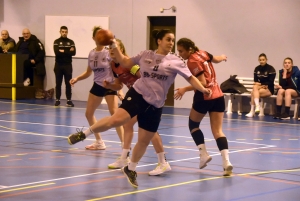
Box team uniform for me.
[187,50,225,113]
[254,63,276,94]
[88,47,117,97]
[119,50,192,132]
[110,61,138,88]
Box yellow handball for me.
[130,65,140,75]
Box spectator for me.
[15,28,46,86]
[0,30,16,53]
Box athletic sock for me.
[83,127,94,137]
[250,105,255,113]
[121,149,130,159]
[197,144,208,156]
[254,98,259,106]
[285,106,290,114]
[276,105,282,113]
[157,152,166,164]
[128,162,137,171]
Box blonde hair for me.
[115,38,127,56]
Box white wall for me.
[1,0,300,108]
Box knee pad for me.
[189,118,200,132]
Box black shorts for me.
[193,93,225,114]
[89,82,117,97]
[119,87,162,132]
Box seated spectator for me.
[273,58,300,120]
[14,28,46,86]
[0,30,16,53]
[246,53,276,117]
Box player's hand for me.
[204,88,212,98]
[174,88,186,100]
[70,47,74,51]
[221,54,227,62]
[109,38,117,49]
[69,78,78,87]
[30,59,35,64]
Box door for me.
[148,16,176,106]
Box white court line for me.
[2,145,274,189]
[0,185,8,189]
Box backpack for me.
[220,75,249,94]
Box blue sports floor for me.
[0,99,299,201]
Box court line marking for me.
[2,145,274,189]
[0,183,55,193]
[86,168,300,201]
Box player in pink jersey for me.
[69,26,124,150]
[108,39,171,175]
[67,29,211,188]
[175,38,233,176]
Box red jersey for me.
[110,61,138,88]
[187,50,223,100]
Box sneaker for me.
[255,105,260,113]
[148,162,171,176]
[121,165,138,188]
[66,100,74,107]
[108,157,130,169]
[280,113,290,120]
[245,112,254,117]
[67,129,86,145]
[223,160,233,176]
[54,100,60,106]
[85,141,106,150]
[273,112,281,119]
[23,78,30,86]
[199,154,212,169]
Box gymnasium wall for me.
[1,0,299,108]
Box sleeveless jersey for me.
[110,61,138,88]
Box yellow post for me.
[12,54,16,100]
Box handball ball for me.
[96,29,114,46]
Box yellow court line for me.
[0,183,55,193]
[86,168,300,201]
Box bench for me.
[224,77,300,118]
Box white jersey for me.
[131,50,192,108]
[88,47,115,86]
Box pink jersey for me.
[131,50,192,108]
[187,50,223,100]
[88,47,115,87]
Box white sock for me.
[157,152,166,164]
[83,127,94,137]
[221,149,229,161]
[254,98,259,106]
[197,144,208,156]
[250,105,255,112]
[96,139,103,144]
[128,162,137,171]
[120,149,130,159]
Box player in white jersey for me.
[69,26,124,150]
[67,29,211,188]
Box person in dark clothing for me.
[0,30,16,53]
[15,28,46,86]
[273,58,300,120]
[53,26,76,107]
[246,53,276,117]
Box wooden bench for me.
[224,77,300,118]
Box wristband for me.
[130,65,140,75]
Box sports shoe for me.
[108,157,130,169]
[54,100,60,106]
[67,128,86,145]
[245,112,254,117]
[23,78,30,86]
[280,113,290,120]
[66,100,74,107]
[273,112,281,119]
[121,165,138,188]
[85,141,106,150]
[199,154,212,169]
[223,160,233,176]
[255,105,260,113]
[148,162,171,176]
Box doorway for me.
[147,16,176,106]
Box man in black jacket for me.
[15,28,46,86]
[53,26,76,107]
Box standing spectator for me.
[15,28,46,86]
[53,26,76,107]
[0,30,16,53]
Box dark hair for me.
[258,53,267,59]
[92,26,102,37]
[283,57,293,65]
[177,38,199,53]
[60,26,68,30]
[152,29,173,46]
